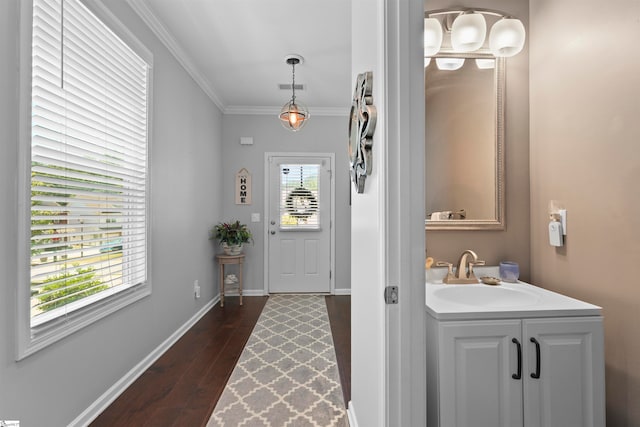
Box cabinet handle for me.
[512,338,522,380]
[530,337,541,379]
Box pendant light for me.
[279,54,309,131]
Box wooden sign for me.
[235,168,252,205]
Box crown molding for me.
[126,0,226,111]
[224,105,349,117]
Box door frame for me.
[263,152,335,295]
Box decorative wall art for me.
[235,168,252,205]
[279,164,320,228]
[348,71,377,193]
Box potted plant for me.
[211,220,253,255]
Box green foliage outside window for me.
[35,264,108,312]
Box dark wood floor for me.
[91,295,351,427]
[325,295,351,406]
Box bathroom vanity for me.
[425,270,605,427]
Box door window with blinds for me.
[20,0,151,356]
[279,164,321,230]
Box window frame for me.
[16,0,154,360]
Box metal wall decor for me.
[348,71,377,193]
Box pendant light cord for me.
[291,62,297,103]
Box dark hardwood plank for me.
[91,294,352,426]
[325,295,351,407]
[90,297,267,427]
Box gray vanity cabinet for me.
[426,315,605,427]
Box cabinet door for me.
[439,320,524,427]
[523,317,605,427]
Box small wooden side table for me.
[215,253,245,307]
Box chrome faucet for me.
[437,249,485,284]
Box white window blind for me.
[29,0,149,330]
[279,164,320,229]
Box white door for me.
[523,317,605,427]
[266,154,332,293]
[439,319,525,427]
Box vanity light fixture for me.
[424,8,526,58]
[451,12,486,52]
[424,17,444,57]
[279,54,309,132]
[435,57,465,71]
[489,18,526,57]
[475,58,495,69]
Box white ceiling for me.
[129,0,352,115]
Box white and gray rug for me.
[207,294,348,427]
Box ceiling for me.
[129,0,352,115]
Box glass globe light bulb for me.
[489,18,526,57]
[451,12,486,52]
[424,18,443,57]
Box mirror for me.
[425,53,505,230]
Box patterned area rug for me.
[207,295,348,427]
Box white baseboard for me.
[347,400,358,427]
[333,288,351,295]
[69,299,216,427]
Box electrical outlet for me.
[194,279,200,299]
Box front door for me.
[266,154,332,293]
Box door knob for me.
[270,230,276,235]
[270,220,276,225]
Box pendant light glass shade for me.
[424,57,432,68]
[489,18,526,57]
[279,55,309,131]
[279,100,309,131]
[451,12,486,52]
[424,17,443,57]
[435,57,465,71]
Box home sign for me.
[235,168,252,205]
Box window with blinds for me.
[28,0,150,332]
[279,164,320,230]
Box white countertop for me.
[425,267,602,320]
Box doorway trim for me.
[263,152,336,295]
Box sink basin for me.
[425,266,602,320]
[432,285,541,308]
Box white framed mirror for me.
[425,53,505,230]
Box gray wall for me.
[0,0,223,425]
[220,114,351,293]
[425,0,531,280]
[529,0,640,424]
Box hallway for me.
[91,296,351,426]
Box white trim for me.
[126,0,225,111]
[263,153,336,296]
[347,400,359,427]
[68,299,216,427]
[16,0,154,361]
[383,0,427,425]
[224,105,349,117]
[16,0,35,361]
[333,288,352,296]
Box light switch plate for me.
[251,213,260,222]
